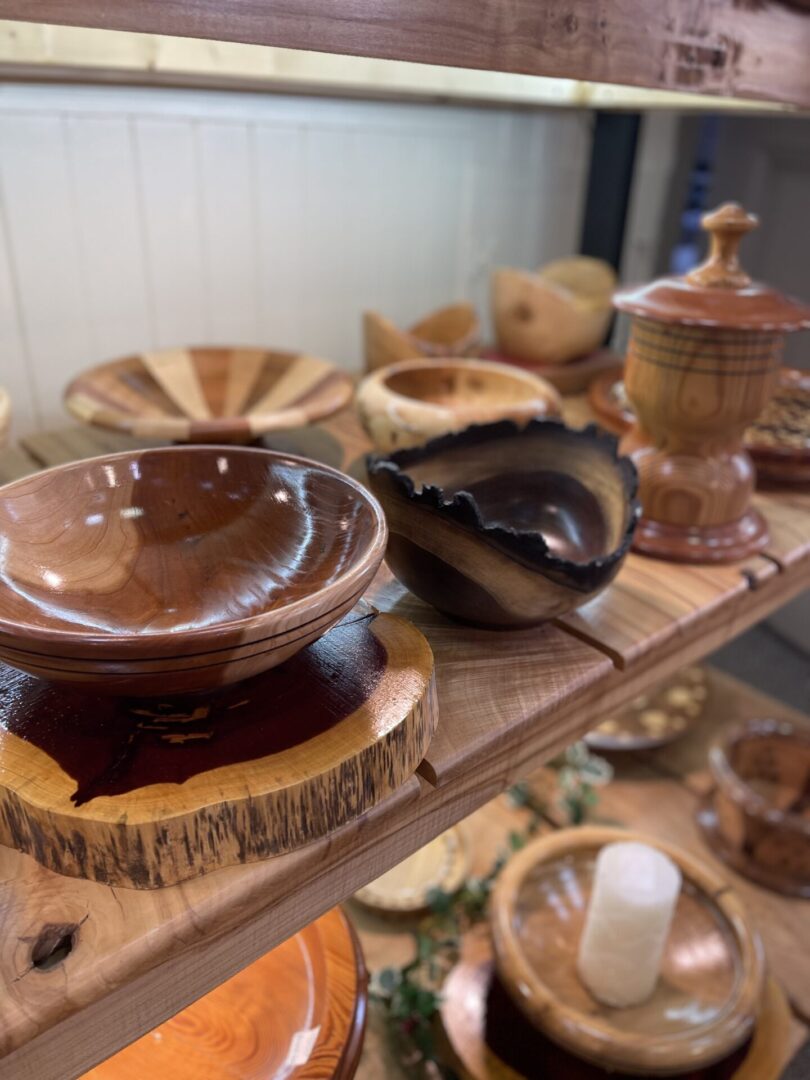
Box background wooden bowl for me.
[491,827,765,1077]
[363,303,480,372]
[698,719,810,897]
[82,907,367,1079]
[0,387,10,448]
[65,346,354,444]
[0,446,386,695]
[356,357,562,452]
[492,257,616,366]
[367,418,638,628]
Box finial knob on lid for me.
[686,203,758,290]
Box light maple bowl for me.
[367,418,638,628]
[356,356,562,452]
[0,446,386,695]
[64,346,354,444]
[491,827,765,1076]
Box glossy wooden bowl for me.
[492,257,616,366]
[0,446,386,695]
[367,418,638,628]
[698,719,810,897]
[491,827,765,1077]
[0,387,10,448]
[363,302,480,372]
[356,357,562,452]
[82,907,368,1079]
[65,346,354,444]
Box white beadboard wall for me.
[0,84,591,435]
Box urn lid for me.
[614,203,810,332]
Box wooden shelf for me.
[1,1,810,109]
[0,406,808,1079]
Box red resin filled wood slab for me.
[0,609,437,887]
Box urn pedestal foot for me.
[631,508,769,564]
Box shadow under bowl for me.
[698,718,810,897]
[366,418,638,628]
[0,446,386,695]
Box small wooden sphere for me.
[65,346,354,444]
[492,257,616,366]
[356,356,561,452]
[0,446,386,695]
[367,418,638,628]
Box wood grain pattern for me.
[491,827,764,1075]
[83,907,367,1079]
[0,408,807,1079]
[698,719,810,897]
[356,357,561,452]
[362,305,480,374]
[65,347,354,443]
[1,1,809,109]
[491,257,615,366]
[616,205,810,564]
[0,609,436,887]
[0,445,386,694]
[367,419,638,628]
[482,347,620,394]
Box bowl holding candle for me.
[0,446,386,695]
[698,718,810,897]
[366,418,638,628]
[490,826,764,1076]
[356,356,561,453]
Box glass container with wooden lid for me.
[614,202,810,562]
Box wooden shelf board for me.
[0,410,808,1079]
[0,1,809,109]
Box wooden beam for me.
[0,1,809,108]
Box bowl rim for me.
[63,344,354,437]
[490,825,765,1075]
[366,417,639,579]
[0,445,387,650]
[709,718,810,835]
[362,356,561,412]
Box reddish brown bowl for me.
[0,447,386,695]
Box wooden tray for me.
[585,665,709,751]
[0,608,437,888]
[490,828,764,1076]
[353,826,469,914]
[441,929,790,1080]
[82,907,367,1079]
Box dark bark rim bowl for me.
[366,417,640,589]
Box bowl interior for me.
[512,848,741,1040]
[384,363,544,410]
[0,449,379,637]
[727,729,810,819]
[403,425,631,563]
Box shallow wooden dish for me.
[363,303,480,372]
[586,666,709,752]
[441,929,789,1080]
[353,826,469,915]
[83,907,367,1079]
[367,418,638,628]
[698,719,810,898]
[356,357,561,452]
[65,346,354,444]
[490,827,764,1076]
[492,257,616,366]
[0,446,386,695]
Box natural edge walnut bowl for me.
[698,718,810,897]
[490,827,765,1077]
[64,345,354,444]
[356,357,562,453]
[366,418,639,628]
[0,446,387,695]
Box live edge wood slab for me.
[0,405,808,1080]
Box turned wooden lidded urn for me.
[615,203,810,563]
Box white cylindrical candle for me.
[577,841,682,1008]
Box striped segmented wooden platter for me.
[64,346,354,443]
